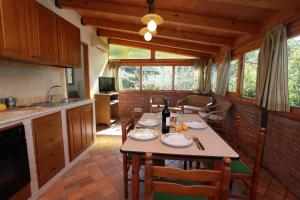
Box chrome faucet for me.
[47,85,62,103]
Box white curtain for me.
[194,59,206,93]
[104,61,120,91]
[256,24,290,112]
[215,51,231,96]
[203,59,213,94]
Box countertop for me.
[0,99,95,127]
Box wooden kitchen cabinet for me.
[57,16,71,67]
[80,104,94,146]
[32,3,58,65]
[70,25,81,67]
[67,104,94,161]
[57,16,81,67]
[32,112,65,187]
[0,0,33,61]
[0,0,81,67]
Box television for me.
[99,77,115,93]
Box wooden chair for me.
[145,152,231,200]
[150,95,167,113]
[230,116,266,200]
[121,116,135,199]
[199,100,232,141]
[177,95,213,114]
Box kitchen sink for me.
[32,98,85,108]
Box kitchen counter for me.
[0,98,96,200]
[0,99,95,128]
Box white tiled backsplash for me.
[0,60,67,106]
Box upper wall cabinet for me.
[32,3,58,65]
[0,0,81,68]
[69,25,81,67]
[0,0,34,61]
[57,16,81,67]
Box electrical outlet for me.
[133,107,142,112]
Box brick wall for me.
[118,91,193,118]
[218,96,300,198]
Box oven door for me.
[0,125,31,199]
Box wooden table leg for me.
[132,154,141,200]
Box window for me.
[228,60,238,92]
[287,35,300,107]
[211,64,218,92]
[242,49,259,98]
[119,65,196,91]
[109,44,151,59]
[174,66,197,90]
[155,51,195,59]
[142,66,173,90]
[119,66,140,90]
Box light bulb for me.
[147,19,157,32]
[144,31,152,41]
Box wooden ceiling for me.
[56,0,300,59]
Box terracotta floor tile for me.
[99,182,118,198]
[81,183,98,196]
[66,187,83,200]
[78,176,94,187]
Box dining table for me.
[120,113,239,200]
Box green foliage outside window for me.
[229,60,238,92]
[211,64,218,92]
[142,66,173,90]
[288,36,300,107]
[175,66,197,90]
[119,66,140,90]
[242,49,259,98]
[109,44,151,59]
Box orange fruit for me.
[181,124,189,131]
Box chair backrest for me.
[145,152,231,200]
[150,95,167,105]
[121,115,135,144]
[215,100,232,118]
[150,95,167,112]
[234,116,265,191]
[186,95,213,107]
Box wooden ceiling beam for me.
[206,0,300,10]
[82,17,234,47]
[98,29,220,55]
[108,38,213,59]
[56,0,259,34]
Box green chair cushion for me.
[154,192,206,200]
[205,159,252,175]
[153,180,206,200]
[231,160,252,175]
[127,153,132,160]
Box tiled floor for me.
[38,125,298,200]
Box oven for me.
[0,124,31,199]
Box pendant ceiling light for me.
[139,0,164,41]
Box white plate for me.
[185,121,207,129]
[161,133,193,148]
[138,119,158,127]
[129,129,159,141]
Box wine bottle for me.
[162,98,170,134]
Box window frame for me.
[118,61,196,92]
